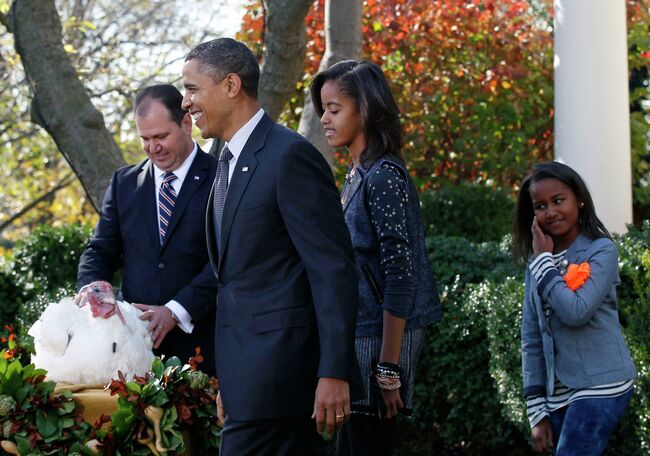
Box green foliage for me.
[421,182,516,242]
[627,3,650,222]
[483,278,527,435]
[427,235,519,288]
[404,281,529,455]
[398,235,527,455]
[611,222,650,454]
[99,355,221,454]
[0,331,220,454]
[11,224,92,300]
[0,225,92,337]
[0,334,93,455]
[0,259,22,327]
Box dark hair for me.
[513,161,611,262]
[309,60,404,166]
[185,38,260,98]
[134,84,186,126]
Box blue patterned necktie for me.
[213,146,233,248]
[158,172,178,244]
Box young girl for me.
[514,162,636,455]
[310,60,442,456]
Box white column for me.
[554,0,632,234]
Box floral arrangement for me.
[0,327,220,455]
[0,325,92,455]
[563,262,591,291]
[94,351,220,455]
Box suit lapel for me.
[135,160,159,249]
[217,114,273,270]
[161,148,210,250]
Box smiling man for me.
[77,84,218,376]
[181,38,360,455]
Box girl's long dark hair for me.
[513,161,612,263]
[310,60,404,166]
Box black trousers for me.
[219,415,328,456]
[336,415,397,456]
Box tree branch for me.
[0,173,76,232]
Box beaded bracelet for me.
[376,375,402,391]
[375,362,401,377]
[374,362,402,390]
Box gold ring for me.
[336,413,345,419]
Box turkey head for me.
[77,280,126,325]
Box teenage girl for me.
[514,161,636,455]
[310,60,442,456]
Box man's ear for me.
[181,111,193,134]
[225,73,243,98]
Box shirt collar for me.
[224,109,265,163]
[153,141,198,184]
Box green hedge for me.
[0,225,92,334]
[420,183,515,242]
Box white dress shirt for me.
[223,108,265,182]
[152,142,198,334]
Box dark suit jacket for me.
[77,148,218,376]
[207,114,359,421]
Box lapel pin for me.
[194,175,200,180]
[242,166,249,172]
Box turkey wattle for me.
[28,281,154,384]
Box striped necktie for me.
[213,146,233,248]
[158,172,178,244]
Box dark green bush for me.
[0,257,22,325]
[395,236,529,455]
[610,222,650,455]
[400,281,529,455]
[427,235,519,288]
[421,183,515,242]
[11,224,92,300]
[1,224,92,332]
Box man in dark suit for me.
[77,84,218,376]
[181,38,359,455]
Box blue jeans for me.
[549,388,633,456]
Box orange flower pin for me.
[563,262,591,291]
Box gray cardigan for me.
[342,157,441,337]
[521,234,636,398]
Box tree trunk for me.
[258,0,313,121]
[297,0,362,166]
[10,0,126,211]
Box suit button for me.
[158,263,165,269]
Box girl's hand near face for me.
[532,216,554,256]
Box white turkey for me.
[28,280,154,385]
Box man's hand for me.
[531,417,554,454]
[311,377,350,435]
[216,390,226,427]
[133,304,176,349]
[379,388,403,419]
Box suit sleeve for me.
[77,171,124,290]
[536,238,618,327]
[173,261,218,321]
[276,140,359,380]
